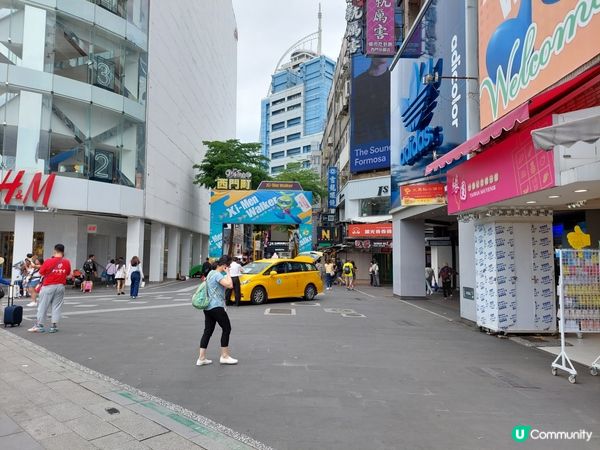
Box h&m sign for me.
[0,170,56,207]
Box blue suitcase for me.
[3,285,22,327]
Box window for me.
[303,145,311,153]
[287,147,301,157]
[360,197,391,216]
[272,262,292,274]
[272,98,286,106]
[272,108,285,116]
[272,121,285,131]
[287,117,301,127]
[287,103,301,111]
[287,133,301,142]
[271,165,285,174]
[302,160,311,168]
[287,93,301,101]
[271,136,285,145]
[290,262,305,273]
[271,151,285,159]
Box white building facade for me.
[0,0,237,281]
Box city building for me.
[259,14,334,175]
[0,0,237,281]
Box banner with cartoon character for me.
[209,190,313,257]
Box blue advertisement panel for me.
[350,53,391,173]
[390,0,468,208]
[327,167,338,209]
[209,190,313,257]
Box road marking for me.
[34,303,190,316]
[130,301,148,304]
[354,289,376,298]
[112,300,131,302]
[397,300,454,322]
[73,304,98,308]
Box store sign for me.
[87,224,98,234]
[365,0,395,56]
[390,0,467,208]
[347,223,392,239]
[400,183,446,206]
[352,239,392,250]
[258,181,303,191]
[0,170,56,207]
[317,227,338,243]
[327,167,338,209]
[216,168,252,191]
[479,0,600,128]
[345,0,364,54]
[447,116,555,214]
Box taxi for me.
[239,254,324,304]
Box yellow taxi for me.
[239,254,324,304]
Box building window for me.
[272,121,285,131]
[360,197,391,217]
[287,103,301,111]
[287,147,301,157]
[272,97,286,106]
[287,117,301,127]
[271,165,285,174]
[271,136,285,145]
[302,160,311,168]
[271,151,285,159]
[303,145,311,153]
[287,132,301,142]
[287,93,301,101]
[272,108,285,116]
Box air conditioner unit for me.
[327,137,334,147]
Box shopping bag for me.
[192,281,210,310]
[433,282,438,292]
[141,281,146,288]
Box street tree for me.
[193,139,269,189]
[273,162,327,202]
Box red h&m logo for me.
[0,170,56,207]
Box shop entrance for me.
[0,232,45,279]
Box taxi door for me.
[266,262,295,299]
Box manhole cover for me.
[265,308,296,316]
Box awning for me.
[345,215,392,223]
[531,114,600,150]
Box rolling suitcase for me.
[83,281,93,293]
[3,285,23,327]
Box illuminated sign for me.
[0,170,56,207]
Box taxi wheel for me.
[304,284,317,301]
[250,286,267,305]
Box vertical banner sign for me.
[327,167,338,209]
[366,0,395,56]
[479,0,600,128]
[345,0,364,54]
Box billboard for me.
[365,0,396,56]
[209,190,313,257]
[350,53,391,173]
[400,183,446,206]
[347,223,392,239]
[390,0,468,208]
[327,167,338,209]
[479,0,600,128]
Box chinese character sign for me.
[366,0,395,56]
[327,167,338,209]
[345,0,364,54]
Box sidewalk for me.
[0,328,270,450]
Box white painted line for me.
[129,301,147,304]
[47,303,190,316]
[64,302,81,305]
[73,304,98,308]
[354,289,376,298]
[397,300,454,322]
[290,302,321,306]
[112,300,131,302]
[173,299,189,302]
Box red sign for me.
[87,224,98,234]
[0,170,56,207]
[400,183,446,206]
[347,223,392,239]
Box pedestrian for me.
[28,244,71,333]
[26,256,43,307]
[324,259,335,290]
[438,262,455,299]
[82,254,97,290]
[425,265,436,295]
[342,259,355,290]
[105,259,116,286]
[128,256,144,299]
[201,257,212,279]
[197,255,238,366]
[114,257,126,295]
[370,259,380,287]
[226,256,242,307]
[335,259,344,285]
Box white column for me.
[392,217,425,298]
[458,221,476,322]
[149,222,165,282]
[192,234,203,266]
[126,218,145,263]
[167,227,181,279]
[180,232,192,277]
[12,211,34,282]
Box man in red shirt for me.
[28,244,72,333]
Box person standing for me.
[201,258,212,279]
[425,265,436,295]
[370,259,380,287]
[438,262,455,299]
[324,259,335,290]
[105,259,116,286]
[114,257,126,295]
[26,256,43,307]
[226,257,242,307]
[128,256,144,299]
[28,244,71,333]
[82,254,97,290]
[342,260,355,290]
[197,255,238,366]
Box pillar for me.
[192,234,203,266]
[180,232,192,277]
[149,222,165,282]
[126,217,145,263]
[458,220,476,322]
[167,227,181,279]
[12,211,34,282]
[392,217,425,298]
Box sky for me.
[232,0,347,143]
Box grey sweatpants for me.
[36,284,65,326]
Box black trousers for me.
[200,307,231,348]
[226,276,241,306]
[442,280,452,297]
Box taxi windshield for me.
[242,262,271,275]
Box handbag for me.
[192,280,210,310]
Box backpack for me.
[83,260,93,273]
[343,266,351,275]
[192,280,210,310]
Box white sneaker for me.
[26,302,37,307]
[196,358,212,366]
[219,356,238,365]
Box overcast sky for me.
[232,0,347,143]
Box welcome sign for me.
[479,0,600,128]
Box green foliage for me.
[273,162,326,202]
[193,139,270,190]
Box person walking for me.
[370,259,380,287]
[114,257,127,295]
[226,257,242,307]
[26,256,43,307]
[324,259,335,290]
[197,255,238,366]
[342,260,355,290]
[425,265,436,295]
[128,256,144,299]
[438,262,455,299]
[28,244,71,333]
[105,259,116,286]
[82,254,97,291]
[201,257,212,279]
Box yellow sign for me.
[567,225,591,250]
[216,178,251,190]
